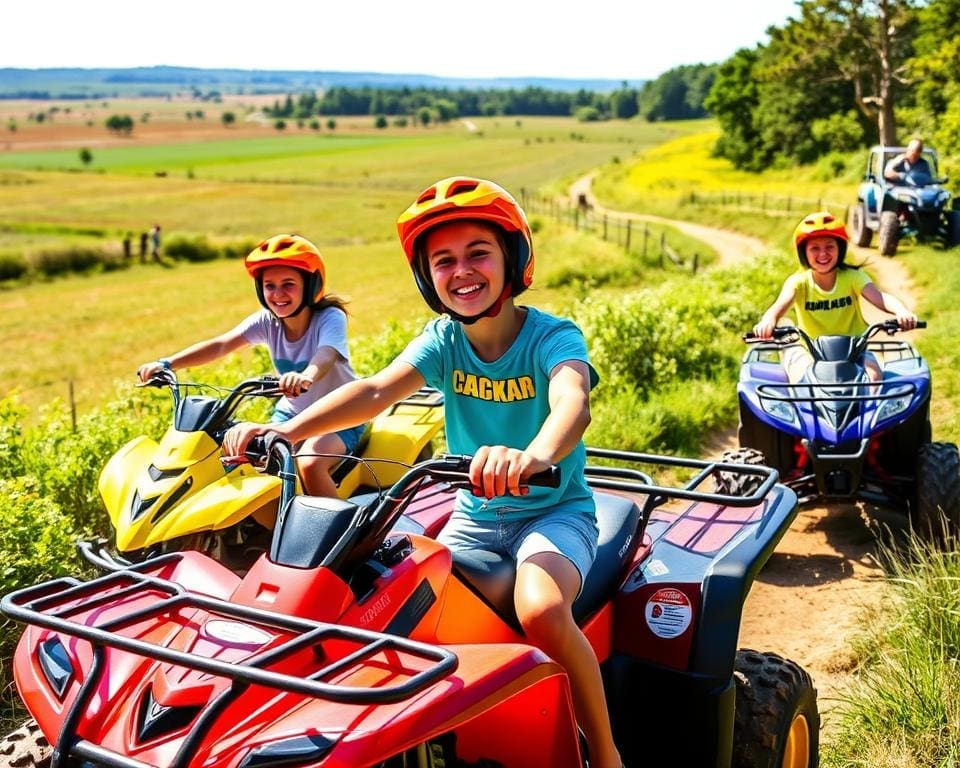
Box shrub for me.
[0,252,28,281]
[0,394,27,479]
[22,384,169,534]
[30,246,103,276]
[220,239,260,260]
[164,235,220,262]
[0,476,83,680]
[350,315,430,376]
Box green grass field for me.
[0,113,713,416]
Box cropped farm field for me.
[0,106,711,416]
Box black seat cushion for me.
[451,491,641,630]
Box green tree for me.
[610,82,640,119]
[79,147,93,167]
[906,0,960,153]
[433,99,458,122]
[221,111,236,127]
[105,114,134,135]
[764,0,918,145]
[639,65,714,121]
[704,48,763,169]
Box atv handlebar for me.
[744,319,925,355]
[237,433,561,490]
[138,372,284,435]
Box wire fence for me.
[519,189,701,274]
[685,190,851,219]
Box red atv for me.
[2,435,817,768]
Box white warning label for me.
[644,588,692,639]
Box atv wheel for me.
[0,720,51,768]
[946,210,960,248]
[714,448,767,496]
[379,733,465,768]
[910,441,960,546]
[849,202,872,247]
[738,400,796,478]
[878,211,900,257]
[732,650,819,768]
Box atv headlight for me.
[761,398,797,425]
[877,394,912,422]
[239,735,337,768]
[38,636,74,699]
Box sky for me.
[6,0,800,82]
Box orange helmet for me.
[396,176,534,317]
[245,234,326,313]
[793,211,848,267]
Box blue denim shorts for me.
[270,409,367,454]
[437,503,599,591]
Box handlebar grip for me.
[526,466,561,488]
[244,435,269,462]
[916,320,927,329]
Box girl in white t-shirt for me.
[138,234,363,496]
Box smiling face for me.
[804,235,841,273]
[423,220,507,318]
[259,265,305,318]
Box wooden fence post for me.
[625,220,632,252]
[69,379,77,432]
[643,225,648,257]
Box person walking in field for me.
[223,177,624,768]
[150,224,162,262]
[139,231,148,263]
[138,234,364,497]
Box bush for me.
[220,239,260,260]
[350,315,430,376]
[30,246,104,276]
[22,384,169,534]
[0,476,83,680]
[574,106,603,122]
[164,235,220,262]
[0,252,28,281]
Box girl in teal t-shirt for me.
[224,177,622,768]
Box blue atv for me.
[848,144,960,257]
[730,319,960,542]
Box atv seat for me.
[451,491,641,631]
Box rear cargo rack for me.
[585,447,777,506]
[2,554,458,768]
[3,554,456,705]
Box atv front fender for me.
[98,436,159,529]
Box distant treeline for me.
[0,66,636,99]
[704,0,960,171]
[264,65,718,122]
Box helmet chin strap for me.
[443,284,512,325]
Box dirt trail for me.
[569,173,766,266]
[570,173,918,717]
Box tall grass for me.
[823,532,960,767]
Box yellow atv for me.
[92,371,444,571]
